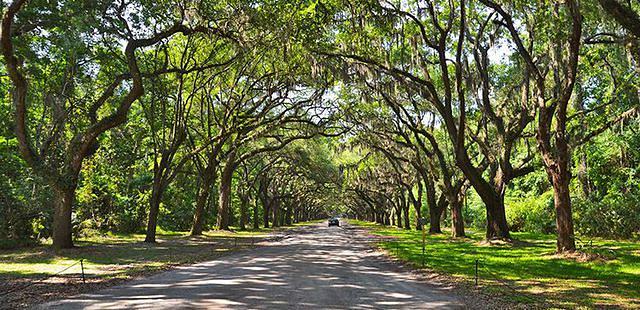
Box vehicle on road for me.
[328,218,340,227]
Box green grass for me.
[351,220,640,309]
[0,221,319,280]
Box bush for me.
[574,193,640,239]
[506,191,555,234]
[0,137,52,247]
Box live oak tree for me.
[1,0,230,248]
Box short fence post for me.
[80,259,86,283]
[474,259,479,286]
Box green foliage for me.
[574,193,640,239]
[505,191,555,234]
[0,137,52,247]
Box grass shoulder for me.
[349,220,640,309]
[0,221,318,307]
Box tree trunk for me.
[451,198,465,238]
[552,171,576,252]
[426,177,442,233]
[191,172,214,236]
[482,191,510,240]
[216,151,236,230]
[456,153,511,240]
[52,185,75,249]
[428,195,444,234]
[145,180,164,243]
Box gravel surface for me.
[39,221,465,309]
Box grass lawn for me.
[0,221,320,307]
[350,220,640,309]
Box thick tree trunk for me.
[413,199,422,230]
[451,198,465,238]
[552,171,576,252]
[429,195,446,234]
[52,185,75,249]
[145,180,164,243]
[482,190,510,240]
[216,152,236,230]
[426,177,442,233]
[191,172,214,236]
[456,154,511,240]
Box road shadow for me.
[41,223,464,309]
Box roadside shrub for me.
[574,192,640,239]
[506,191,555,234]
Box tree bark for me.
[145,180,164,243]
[451,197,465,238]
[551,168,576,252]
[484,195,509,240]
[52,185,75,249]
[191,168,215,235]
[216,151,236,230]
[430,195,446,234]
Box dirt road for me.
[41,221,464,309]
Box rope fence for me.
[0,259,86,298]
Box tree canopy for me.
[1,0,639,254]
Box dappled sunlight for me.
[41,222,463,309]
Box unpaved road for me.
[41,221,464,309]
